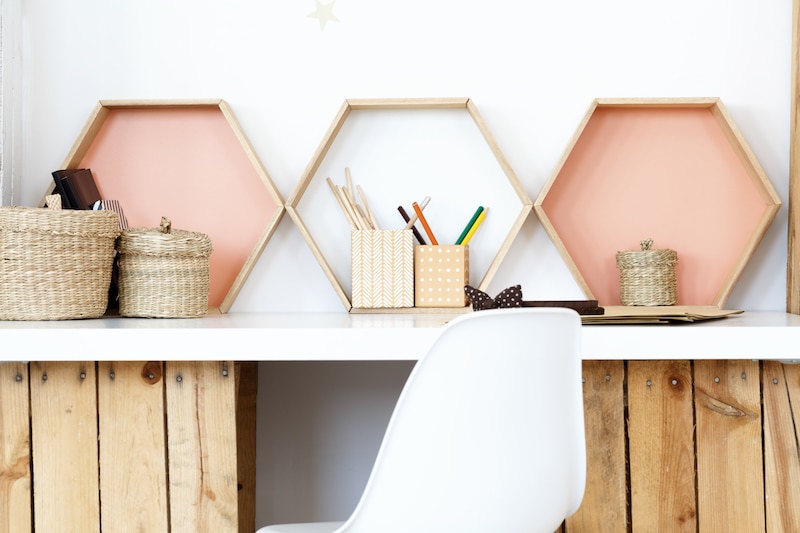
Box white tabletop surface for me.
[2,311,800,362]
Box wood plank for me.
[695,360,763,533]
[166,361,239,533]
[97,362,168,532]
[0,363,32,533]
[29,361,100,533]
[788,0,800,313]
[565,361,627,532]
[762,361,800,531]
[236,362,258,533]
[628,360,696,531]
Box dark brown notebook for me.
[62,168,101,210]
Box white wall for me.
[19,0,791,314]
[18,0,792,525]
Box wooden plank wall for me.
[562,360,800,533]
[0,360,243,533]
[2,360,799,532]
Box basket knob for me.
[159,217,172,234]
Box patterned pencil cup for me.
[351,229,414,309]
[414,245,469,308]
[616,239,678,306]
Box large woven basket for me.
[0,199,120,320]
[116,217,212,318]
[616,239,678,306]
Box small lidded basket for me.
[616,239,678,306]
[116,217,212,318]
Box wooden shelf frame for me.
[286,97,533,313]
[534,97,781,307]
[46,99,286,314]
[789,0,800,313]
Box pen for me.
[397,206,427,245]
[413,201,438,245]
[460,209,486,245]
[455,206,484,245]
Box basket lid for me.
[616,239,677,268]
[117,217,212,257]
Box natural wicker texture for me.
[616,239,678,306]
[116,219,212,318]
[0,204,120,320]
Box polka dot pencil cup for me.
[414,245,469,308]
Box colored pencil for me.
[397,206,426,245]
[460,209,486,245]
[413,201,438,245]
[403,196,430,230]
[455,206,484,245]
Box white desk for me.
[2,310,800,361]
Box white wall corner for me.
[0,0,22,206]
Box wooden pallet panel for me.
[29,362,100,533]
[565,360,627,532]
[762,361,800,531]
[628,360,696,531]
[166,361,239,533]
[236,362,259,533]
[98,361,169,532]
[0,363,32,533]
[695,360,763,533]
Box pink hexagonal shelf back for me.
[57,99,285,313]
[534,98,781,307]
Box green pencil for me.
[455,206,484,245]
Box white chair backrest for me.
[339,308,586,533]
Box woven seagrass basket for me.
[616,239,678,306]
[116,217,212,318]
[0,197,120,320]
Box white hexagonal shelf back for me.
[287,98,532,312]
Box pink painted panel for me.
[541,107,768,306]
[79,107,278,308]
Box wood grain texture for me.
[695,360,763,533]
[789,0,800,313]
[565,360,627,532]
[236,362,259,533]
[628,360,696,531]
[0,363,31,533]
[98,361,169,532]
[29,362,100,533]
[762,362,800,531]
[166,361,239,533]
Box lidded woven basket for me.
[116,217,212,318]
[0,196,120,320]
[616,239,678,306]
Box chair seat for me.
[256,521,345,533]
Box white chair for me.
[257,308,586,533]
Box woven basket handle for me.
[640,238,653,251]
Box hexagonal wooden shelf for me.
[287,97,532,312]
[48,99,285,313]
[534,97,781,307]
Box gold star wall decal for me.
[307,0,340,32]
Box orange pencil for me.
[412,201,438,245]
